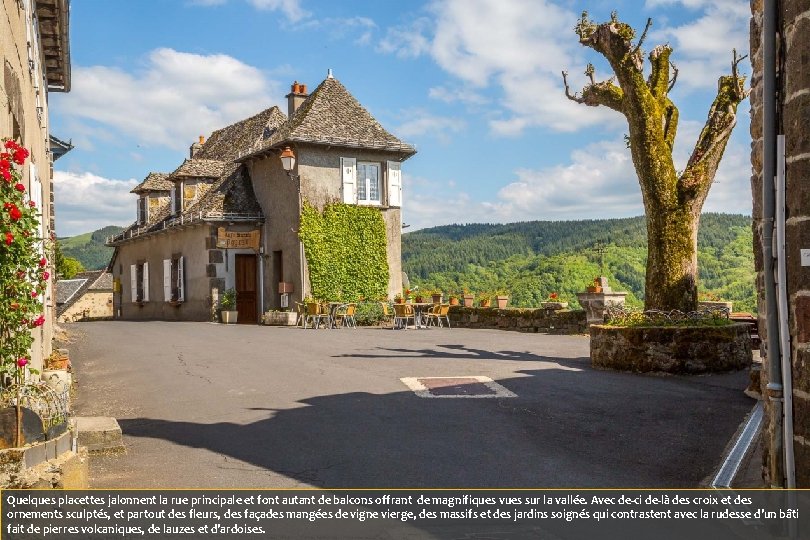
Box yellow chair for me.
[392,303,415,329]
[305,302,329,329]
[425,304,451,327]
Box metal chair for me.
[305,302,330,329]
[392,303,415,329]
[425,304,451,327]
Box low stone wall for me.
[590,323,753,374]
[0,427,88,488]
[448,307,587,334]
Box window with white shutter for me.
[142,262,150,302]
[163,259,172,301]
[386,161,402,207]
[341,157,356,204]
[177,256,185,302]
[130,264,138,303]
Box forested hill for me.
[59,225,124,270]
[402,213,756,312]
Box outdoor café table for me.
[409,302,432,329]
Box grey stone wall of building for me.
[111,226,213,321]
[750,0,810,487]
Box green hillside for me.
[402,213,756,313]
[59,225,124,270]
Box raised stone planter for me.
[590,323,753,373]
[262,311,297,326]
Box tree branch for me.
[631,18,653,59]
[667,62,679,93]
[663,98,678,150]
[562,70,625,112]
[647,45,673,98]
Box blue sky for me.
[50,0,752,236]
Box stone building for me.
[1,0,71,371]
[56,271,113,323]
[108,74,415,323]
[750,0,810,487]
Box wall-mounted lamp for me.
[280,146,296,174]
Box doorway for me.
[235,254,258,324]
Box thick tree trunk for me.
[644,206,699,312]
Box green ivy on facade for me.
[299,201,389,301]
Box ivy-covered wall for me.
[299,201,389,300]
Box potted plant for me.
[220,288,238,324]
[494,290,509,309]
[541,292,568,310]
[394,292,405,304]
[462,289,475,308]
[586,277,603,294]
[478,292,492,308]
[448,293,460,306]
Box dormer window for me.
[136,196,148,225]
[171,181,184,215]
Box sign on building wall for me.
[216,228,261,251]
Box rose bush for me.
[0,139,45,386]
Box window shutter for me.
[341,157,357,204]
[387,161,402,207]
[130,264,137,303]
[163,259,171,301]
[178,256,185,302]
[170,188,176,216]
[143,262,150,302]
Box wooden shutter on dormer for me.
[130,264,137,303]
[163,259,171,301]
[387,161,402,207]
[178,256,185,302]
[341,157,357,204]
[143,262,150,302]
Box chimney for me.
[286,81,308,118]
[190,135,204,158]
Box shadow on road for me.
[114,343,752,488]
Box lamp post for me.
[278,146,306,305]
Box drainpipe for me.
[775,135,796,488]
[762,0,784,488]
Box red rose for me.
[42,271,50,280]
[33,315,45,327]
[14,183,25,192]
[28,201,35,207]
[16,357,28,368]
[0,159,9,169]
[8,206,22,220]
[31,290,38,298]
[4,140,18,149]
[1,169,9,182]
[12,148,28,165]
[4,232,12,245]
[39,257,47,267]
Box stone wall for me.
[448,307,587,334]
[590,324,752,374]
[57,291,113,323]
[750,0,810,487]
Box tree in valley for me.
[562,11,748,311]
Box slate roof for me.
[56,271,112,316]
[170,159,227,179]
[242,76,416,159]
[131,172,172,194]
[195,106,287,161]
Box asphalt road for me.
[65,321,754,488]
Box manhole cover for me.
[400,376,516,398]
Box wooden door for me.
[235,254,257,324]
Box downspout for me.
[775,135,795,488]
[762,0,784,488]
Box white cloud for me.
[53,171,139,236]
[394,110,465,143]
[378,0,624,135]
[377,17,433,58]
[298,16,377,45]
[428,85,489,106]
[248,0,309,21]
[60,48,277,151]
[188,0,309,22]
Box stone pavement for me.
[64,321,759,488]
